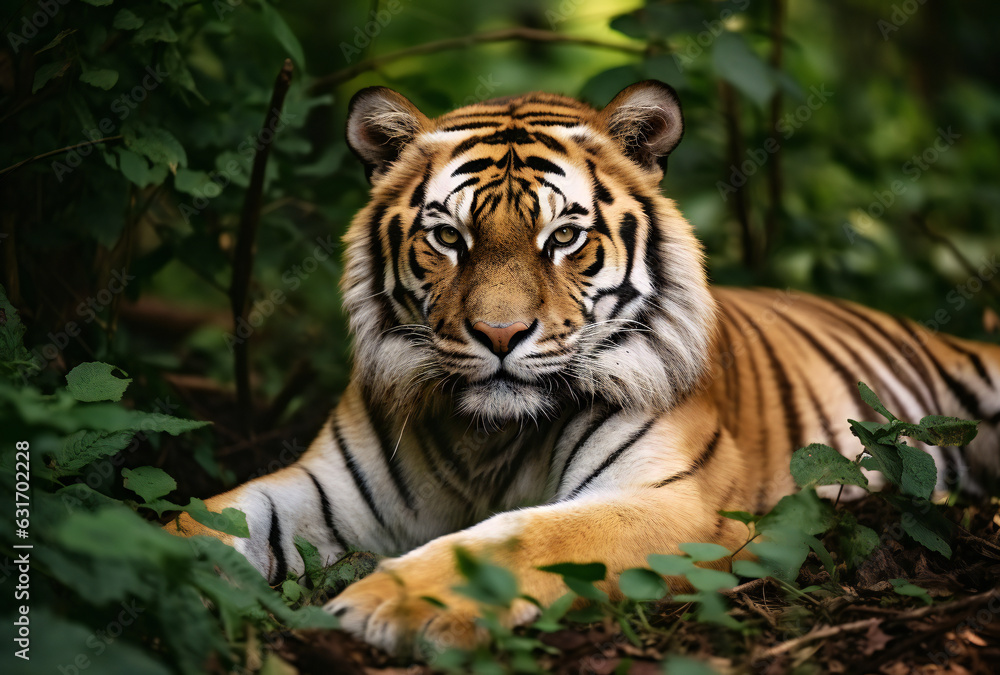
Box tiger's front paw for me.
[325,554,540,658]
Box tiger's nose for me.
[470,320,533,357]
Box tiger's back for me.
[711,287,1000,506]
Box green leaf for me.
[32,61,70,94]
[124,124,187,168]
[79,68,119,90]
[739,537,809,583]
[858,382,897,420]
[55,430,135,472]
[565,602,605,623]
[711,31,777,109]
[685,567,738,592]
[0,285,31,369]
[890,578,933,605]
[906,415,980,447]
[66,362,132,402]
[756,489,834,537]
[36,29,77,55]
[453,547,519,607]
[678,542,732,562]
[281,579,304,603]
[113,9,144,30]
[618,568,668,601]
[791,443,869,489]
[837,513,879,568]
[719,510,759,526]
[81,0,114,5]
[537,561,607,582]
[174,168,214,195]
[135,17,178,44]
[294,536,325,586]
[184,498,250,538]
[531,592,576,632]
[896,443,937,499]
[117,147,164,188]
[886,495,953,559]
[647,553,696,577]
[662,654,721,675]
[122,466,176,503]
[260,3,306,69]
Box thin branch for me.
[755,618,881,661]
[0,136,123,181]
[720,80,756,268]
[764,0,785,257]
[308,27,647,94]
[914,213,1000,302]
[230,58,294,437]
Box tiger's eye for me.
[436,226,461,246]
[552,227,577,245]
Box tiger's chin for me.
[454,377,561,426]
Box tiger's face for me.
[342,81,716,426]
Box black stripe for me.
[653,427,722,488]
[939,334,994,387]
[525,156,565,176]
[532,131,568,154]
[717,318,740,438]
[363,401,417,511]
[302,467,348,551]
[265,494,288,583]
[441,122,503,132]
[556,408,619,491]
[331,418,387,528]
[565,419,655,499]
[587,159,613,204]
[730,304,804,450]
[408,246,427,282]
[452,157,494,176]
[412,434,475,504]
[820,298,938,415]
[410,163,430,207]
[773,308,874,423]
[893,318,997,423]
[426,422,470,483]
[718,304,767,456]
[581,245,604,277]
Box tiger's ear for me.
[347,87,430,183]
[597,80,684,176]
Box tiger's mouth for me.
[451,370,567,423]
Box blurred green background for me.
[2,0,1000,499]
[3,1,1000,672]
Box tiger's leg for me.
[165,384,410,582]
[327,395,758,656]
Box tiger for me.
[168,80,1000,656]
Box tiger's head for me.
[341,80,716,427]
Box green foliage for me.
[0,288,334,674]
[65,362,133,402]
